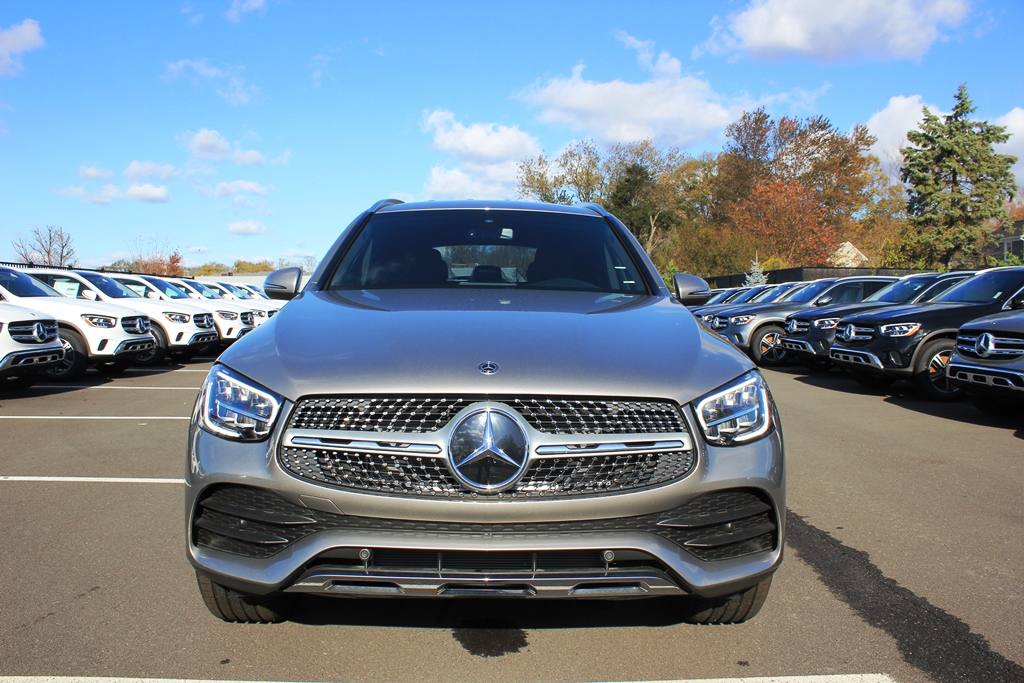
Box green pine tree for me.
[743,257,768,286]
[900,84,1018,268]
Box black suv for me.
[829,267,1024,400]
[946,310,1024,415]
[782,272,974,371]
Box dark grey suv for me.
[185,200,785,624]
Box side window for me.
[862,281,891,297]
[919,276,963,301]
[824,283,861,304]
[49,276,84,299]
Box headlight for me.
[217,310,239,320]
[813,318,840,329]
[163,312,190,324]
[198,365,282,441]
[81,314,116,328]
[729,315,755,325]
[701,314,715,323]
[255,310,266,318]
[879,322,921,337]
[695,371,774,446]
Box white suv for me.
[111,274,254,347]
[26,268,219,366]
[203,280,281,324]
[166,278,266,328]
[0,302,65,389]
[0,266,155,380]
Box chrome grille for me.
[241,312,254,325]
[194,313,214,329]
[280,447,696,498]
[121,315,150,334]
[786,319,809,335]
[836,323,873,343]
[7,320,59,344]
[711,316,727,330]
[288,396,686,434]
[956,332,1024,360]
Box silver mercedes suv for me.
[186,200,785,624]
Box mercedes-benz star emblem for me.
[448,408,529,493]
[32,323,46,342]
[478,361,499,375]
[975,332,996,358]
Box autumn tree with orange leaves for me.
[728,180,838,266]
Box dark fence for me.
[707,267,928,289]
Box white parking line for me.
[0,476,182,484]
[0,675,900,683]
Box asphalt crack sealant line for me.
[785,510,1024,683]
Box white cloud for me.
[125,161,176,182]
[865,95,937,168]
[0,19,45,77]
[187,128,231,159]
[124,184,169,203]
[225,0,265,23]
[54,182,168,204]
[233,148,265,166]
[228,219,268,235]
[164,58,258,106]
[996,108,1024,187]
[79,165,113,180]
[213,180,268,197]
[424,110,541,164]
[696,0,970,62]
[421,110,540,200]
[519,34,735,147]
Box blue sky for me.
[1,0,1022,269]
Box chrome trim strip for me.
[829,348,884,370]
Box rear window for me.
[327,209,648,294]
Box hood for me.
[838,301,984,325]
[789,300,895,322]
[220,289,754,406]
[0,302,57,323]
[97,295,209,317]
[3,294,146,321]
[958,309,1024,334]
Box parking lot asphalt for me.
[0,359,1021,683]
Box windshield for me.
[704,289,735,305]
[0,268,60,298]
[182,280,224,299]
[141,276,191,299]
[753,283,799,303]
[328,208,648,294]
[785,280,834,304]
[78,272,140,299]
[934,270,1024,304]
[864,276,936,303]
[722,287,765,305]
[219,283,254,299]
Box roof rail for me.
[368,198,405,213]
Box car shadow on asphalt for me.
[285,593,697,630]
[768,364,1023,440]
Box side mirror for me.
[1012,295,1024,310]
[815,296,833,306]
[82,289,98,301]
[673,273,713,306]
[264,267,303,301]
[146,291,160,299]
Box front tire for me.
[134,325,168,367]
[911,339,962,402]
[750,325,788,367]
[678,576,772,624]
[195,571,288,623]
[43,329,89,382]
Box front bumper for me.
[0,345,65,377]
[947,358,1024,400]
[185,400,785,601]
[830,337,920,377]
